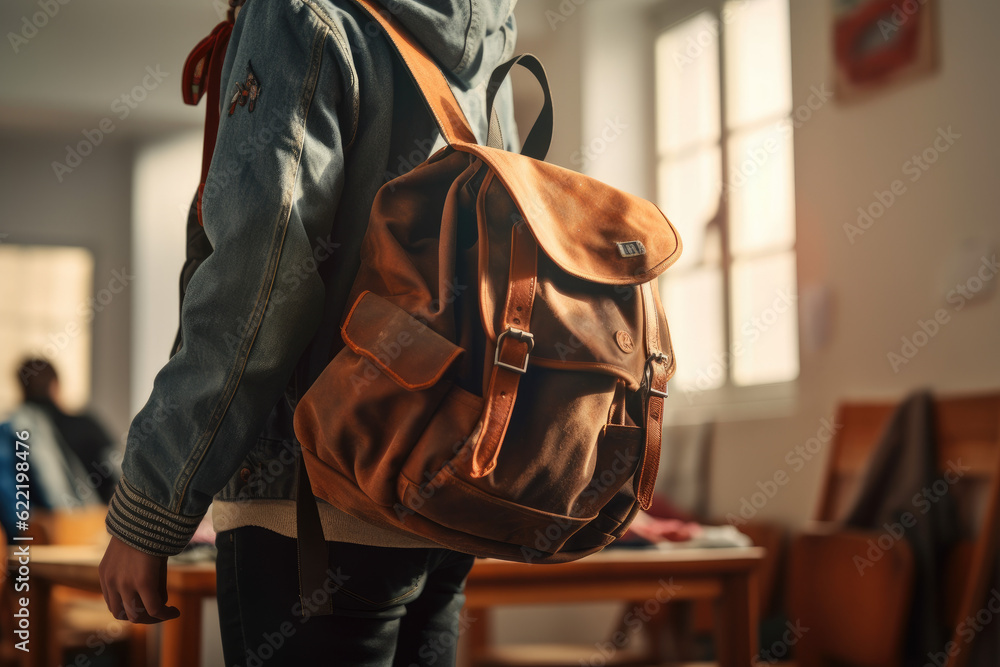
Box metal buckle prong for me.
[643,352,669,398]
[494,327,534,374]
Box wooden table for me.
[463,546,765,667]
[6,544,216,667]
[9,544,762,667]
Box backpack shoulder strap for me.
[350,0,479,146]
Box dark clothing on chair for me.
[844,390,959,666]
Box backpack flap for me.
[473,165,679,393]
[461,143,682,285]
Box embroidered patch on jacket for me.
[228,61,261,116]
[616,240,646,258]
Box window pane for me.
[730,251,799,386]
[724,0,792,128]
[657,146,722,270]
[655,11,721,156]
[0,246,94,414]
[727,122,795,255]
[661,267,726,392]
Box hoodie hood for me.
[376,0,518,87]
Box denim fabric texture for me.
[106,0,519,556]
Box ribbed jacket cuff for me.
[105,477,203,557]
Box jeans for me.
[215,526,476,666]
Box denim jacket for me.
[106,0,519,556]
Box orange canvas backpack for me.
[292,0,682,613]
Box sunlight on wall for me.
[131,131,200,415]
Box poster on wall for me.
[832,0,938,101]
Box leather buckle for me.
[642,352,669,399]
[494,327,534,374]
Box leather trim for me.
[341,290,465,391]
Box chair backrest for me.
[814,391,1000,667]
[659,422,714,519]
[29,506,109,546]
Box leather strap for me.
[485,55,553,161]
[350,0,477,146]
[469,216,539,477]
[295,448,333,616]
[635,282,669,510]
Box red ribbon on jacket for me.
[181,1,242,226]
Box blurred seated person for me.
[1,359,119,539]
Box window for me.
[0,245,95,415]
[655,0,799,408]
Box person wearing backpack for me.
[99,0,519,664]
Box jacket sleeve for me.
[106,0,354,556]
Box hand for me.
[99,535,180,624]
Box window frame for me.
[650,0,801,424]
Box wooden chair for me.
[788,391,1000,667]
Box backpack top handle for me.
[485,54,553,162]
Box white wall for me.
[0,130,134,441]
[130,131,200,415]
